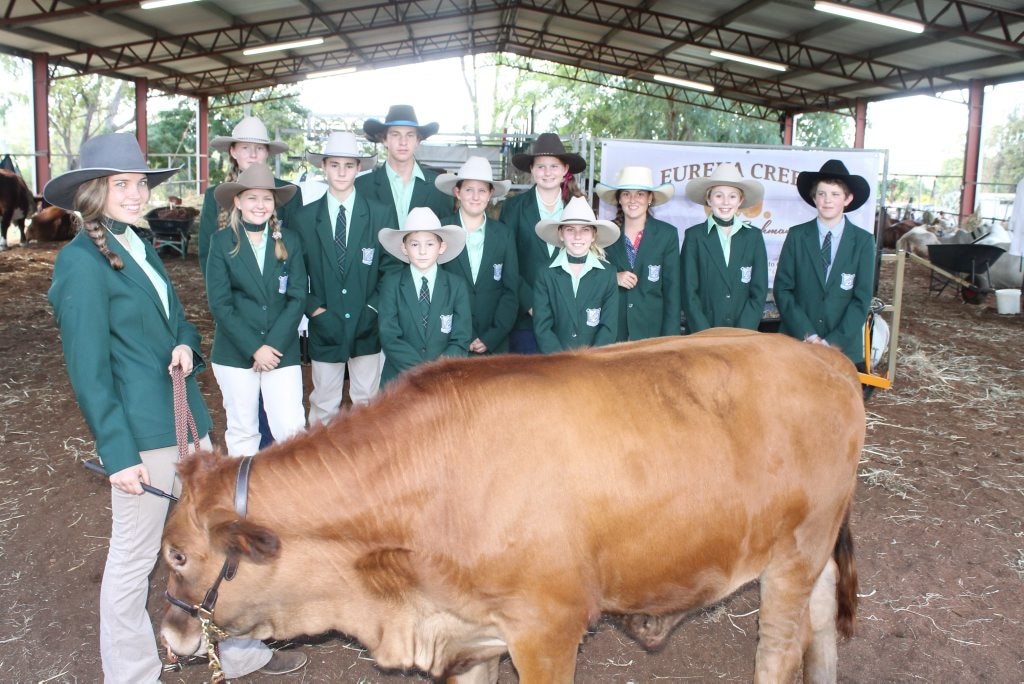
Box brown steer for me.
[161,330,862,683]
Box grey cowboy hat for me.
[306,131,377,170]
[511,133,586,174]
[213,163,298,212]
[43,133,181,211]
[796,159,871,212]
[362,105,440,144]
[378,207,466,265]
[210,116,288,155]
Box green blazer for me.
[605,216,681,341]
[204,227,307,368]
[294,191,397,362]
[497,187,558,328]
[680,219,768,333]
[198,178,300,274]
[774,219,875,364]
[378,268,472,386]
[48,231,212,475]
[439,214,520,354]
[533,257,619,353]
[354,163,453,225]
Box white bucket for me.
[994,288,1021,315]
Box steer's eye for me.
[167,548,187,568]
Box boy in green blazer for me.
[597,166,681,340]
[533,196,621,352]
[294,131,398,421]
[774,159,876,366]
[355,104,451,228]
[680,162,768,332]
[377,208,472,386]
[436,156,520,354]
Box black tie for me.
[334,205,348,276]
[821,231,832,276]
[419,276,430,329]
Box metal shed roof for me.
[1,0,1022,119]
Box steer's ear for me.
[208,508,281,564]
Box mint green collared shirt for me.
[386,162,426,228]
[409,263,439,299]
[326,189,357,242]
[245,225,270,275]
[460,210,487,283]
[537,195,564,257]
[551,248,605,296]
[705,216,752,266]
[114,227,169,317]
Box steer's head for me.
[160,452,281,656]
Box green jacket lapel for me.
[800,224,827,290]
[107,238,170,327]
[828,225,856,288]
[697,226,730,287]
[401,269,428,343]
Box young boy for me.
[356,104,451,227]
[294,131,398,422]
[680,162,768,332]
[774,159,875,367]
[532,196,621,352]
[376,207,472,386]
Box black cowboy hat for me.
[511,133,587,174]
[362,105,440,144]
[796,159,872,212]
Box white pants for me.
[308,352,383,424]
[213,363,306,456]
[100,437,271,682]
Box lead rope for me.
[171,366,201,462]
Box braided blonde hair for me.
[73,177,124,270]
[227,209,287,262]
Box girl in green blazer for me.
[596,166,681,341]
[680,163,768,333]
[377,208,472,386]
[437,156,520,354]
[45,133,291,681]
[197,116,300,274]
[532,196,621,352]
[206,163,308,456]
[498,133,587,353]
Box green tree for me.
[793,111,852,148]
[48,70,134,174]
[982,105,1024,191]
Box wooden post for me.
[198,96,209,194]
[32,53,50,195]
[135,78,148,155]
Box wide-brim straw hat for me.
[43,132,180,211]
[306,131,376,170]
[213,163,297,211]
[796,158,872,212]
[378,207,466,264]
[595,166,675,207]
[684,162,764,209]
[210,116,289,155]
[511,133,586,174]
[435,156,511,200]
[362,105,440,144]
[535,196,620,249]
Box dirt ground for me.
[0,242,1021,683]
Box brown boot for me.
[257,649,308,675]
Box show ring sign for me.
[598,140,886,287]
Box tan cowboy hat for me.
[511,133,586,174]
[378,207,466,265]
[210,116,289,155]
[362,105,439,144]
[435,156,511,200]
[684,163,764,209]
[43,133,180,211]
[535,196,620,249]
[595,166,675,207]
[796,159,871,212]
[213,163,297,211]
[305,131,376,170]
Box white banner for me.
[598,140,886,286]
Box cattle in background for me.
[896,225,940,258]
[25,206,77,243]
[161,331,864,683]
[0,169,34,250]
